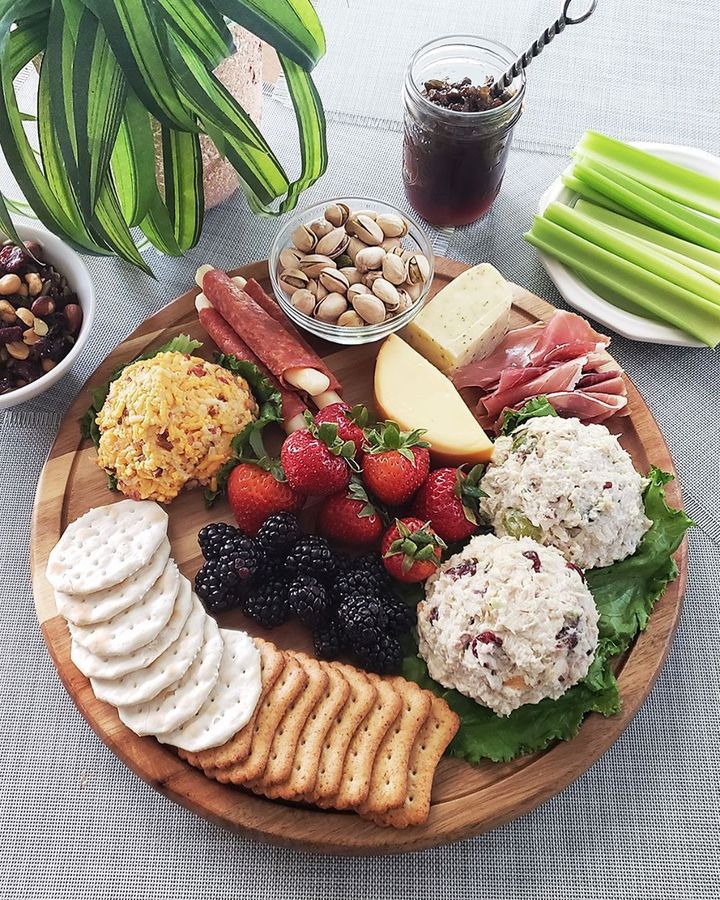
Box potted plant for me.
[0,0,328,273]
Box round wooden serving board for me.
[31,258,687,854]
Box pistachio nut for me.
[351,208,378,221]
[279,268,310,293]
[352,214,384,246]
[407,253,430,285]
[319,267,350,294]
[315,292,348,323]
[362,270,384,289]
[352,292,387,325]
[310,218,335,239]
[376,213,408,238]
[347,283,371,301]
[382,253,407,285]
[355,246,386,273]
[345,236,366,262]
[279,246,304,270]
[337,310,366,328]
[395,289,413,313]
[290,288,316,316]
[291,223,317,253]
[380,236,403,253]
[339,266,363,286]
[316,226,350,259]
[334,253,353,268]
[298,254,337,277]
[372,278,400,308]
[401,280,422,301]
[324,202,350,227]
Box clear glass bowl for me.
[269,197,435,345]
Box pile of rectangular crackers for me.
[179,638,459,828]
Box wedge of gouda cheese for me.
[402,263,512,376]
[374,334,493,466]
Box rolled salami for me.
[196,298,308,433]
[201,269,343,397]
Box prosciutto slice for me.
[454,310,628,432]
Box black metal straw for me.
[491,0,598,97]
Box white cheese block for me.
[402,263,512,375]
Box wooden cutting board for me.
[30,257,687,854]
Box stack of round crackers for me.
[46,500,262,753]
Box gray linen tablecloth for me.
[1,1,718,897]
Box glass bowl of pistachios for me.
[269,197,435,345]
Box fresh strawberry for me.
[280,414,355,496]
[362,421,430,505]
[412,464,486,543]
[227,460,303,535]
[317,479,384,547]
[314,403,368,458]
[381,517,446,583]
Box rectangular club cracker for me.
[317,674,403,811]
[302,664,377,803]
[208,653,308,784]
[179,639,284,771]
[355,677,432,817]
[257,661,350,800]
[368,695,460,828]
[247,652,330,790]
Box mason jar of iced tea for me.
[402,35,525,227]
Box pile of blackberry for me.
[194,514,415,675]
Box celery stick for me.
[543,201,720,307]
[573,199,720,281]
[576,131,720,219]
[635,239,720,288]
[524,216,720,346]
[576,272,667,323]
[561,173,640,219]
[572,158,720,252]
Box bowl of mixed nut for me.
[0,225,95,410]
[269,198,434,344]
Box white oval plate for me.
[536,142,720,348]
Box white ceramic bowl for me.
[537,142,720,348]
[0,225,95,410]
[269,197,435,345]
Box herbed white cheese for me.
[480,416,651,570]
[417,534,599,717]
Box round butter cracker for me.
[70,576,193,679]
[157,629,261,753]
[69,559,179,657]
[55,538,171,626]
[90,594,206,706]
[46,500,168,594]
[118,616,222,736]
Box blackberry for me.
[333,569,381,603]
[313,616,346,660]
[285,535,336,581]
[383,597,417,636]
[244,577,291,628]
[195,557,241,613]
[198,522,241,560]
[337,593,388,644]
[220,535,264,583]
[257,512,302,556]
[332,553,356,578]
[358,632,403,675]
[287,576,331,627]
[253,551,288,586]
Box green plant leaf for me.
[72,6,127,215]
[161,126,204,251]
[93,177,153,274]
[138,187,184,256]
[210,0,325,69]
[277,54,328,213]
[83,0,198,131]
[0,7,105,252]
[155,0,232,68]
[499,396,559,435]
[0,192,22,245]
[111,88,156,226]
